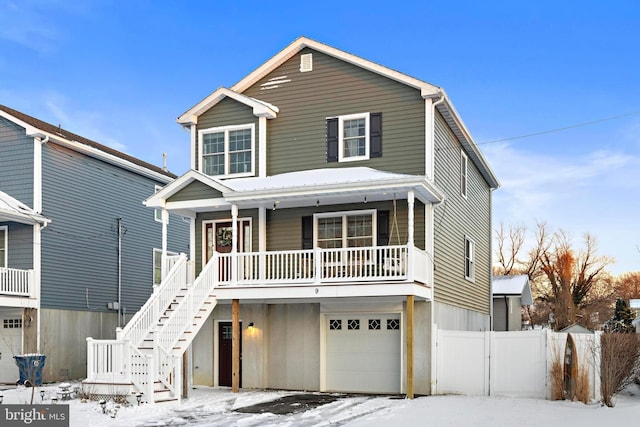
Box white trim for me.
[460,150,468,198]
[198,123,256,178]
[202,217,253,268]
[190,124,197,170]
[189,217,196,262]
[33,137,43,213]
[153,248,177,286]
[313,209,377,248]
[424,98,434,181]
[464,235,475,282]
[338,112,370,162]
[154,185,164,222]
[258,116,267,178]
[230,37,440,97]
[0,226,7,267]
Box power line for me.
[477,110,640,146]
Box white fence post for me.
[147,354,155,404]
[86,338,94,379]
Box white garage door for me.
[325,313,401,394]
[0,317,21,384]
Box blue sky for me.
[1,1,639,274]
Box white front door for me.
[325,313,401,394]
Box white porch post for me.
[259,207,266,282]
[161,208,168,279]
[407,191,415,280]
[231,204,238,285]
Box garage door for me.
[325,313,401,394]
[0,317,21,384]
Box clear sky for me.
[1,1,638,274]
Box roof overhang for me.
[148,167,444,214]
[177,87,279,126]
[0,191,50,225]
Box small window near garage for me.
[3,318,22,329]
[348,319,360,330]
[329,319,342,330]
[368,319,381,330]
[387,319,400,330]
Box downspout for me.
[117,217,123,327]
[429,92,445,395]
[34,134,48,354]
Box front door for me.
[218,321,241,387]
[205,220,251,262]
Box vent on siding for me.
[300,53,313,72]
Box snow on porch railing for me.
[117,253,190,347]
[216,245,411,286]
[0,267,32,297]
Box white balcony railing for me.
[0,267,33,297]
[215,245,428,287]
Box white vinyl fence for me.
[436,329,600,401]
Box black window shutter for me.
[370,112,382,158]
[377,210,389,246]
[326,118,338,162]
[301,216,314,249]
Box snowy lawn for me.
[0,382,638,426]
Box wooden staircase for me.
[84,254,218,404]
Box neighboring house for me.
[0,105,189,383]
[559,324,593,334]
[85,36,499,403]
[492,275,533,331]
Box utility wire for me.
[477,110,640,146]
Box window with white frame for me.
[154,185,164,223]
[153,248,178,285]
[315,210,375,248]
[461,150,468,198]
[199,124,255,177]
[339,113,369,162]
[0,226,6,268]
[464,236,475,281]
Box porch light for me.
[248,322,254,329]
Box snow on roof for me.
[492,275,533,305]
[0,190,50,225]
[223,167,417,192]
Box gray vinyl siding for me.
[433,111,491,313]
[1,222,33,270]
[168,180,223,202]
[196,98,260,174]
[241,48,426,176]
[40,142,189,312]
[0,117,33,206]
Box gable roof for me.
[177,87,279,125]
[179,36,499,189]
[0,190,50,225]
[492,275,533,305]
[0,105,176,182]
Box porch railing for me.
[0,267,33,297]
[216,245,427,286]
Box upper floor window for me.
[0,226,6,268]
[315,210,376,248]
[154,185,163,223]
[460,150,468,198]
[199,124,255,177]
[327,113,382,163]
[464,235,475,281]
[153,248,178,286]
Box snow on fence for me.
[436,329,600,401]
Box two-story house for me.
[0,105,189,383]
[85,36,499,403]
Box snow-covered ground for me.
[1,382,639,426]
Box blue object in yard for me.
[14,354,46,386]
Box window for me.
[326,112,382,162]
[315,210,375,248]
[0,226,6,268]
[199,124,255,177]
[153,248,178,285]
[154,185,164,223]
[464,236,475,281]
[3,318,21,329]
[461,150,468,198]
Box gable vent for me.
[300,53,313,72]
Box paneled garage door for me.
[0,317,21,384]
[325,313,401,394]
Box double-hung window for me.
[339,113,369,161]
[315,210,375,248]
[464,236,475,281]
[199,124,255,177]
[153,248,178,286]
[0,226,6,268]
